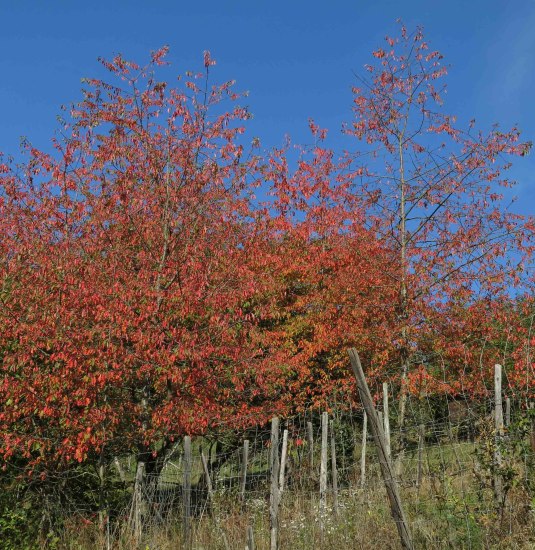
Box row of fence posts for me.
[350,355,512,550]
[265,410,341,549]
[164,365,405,549]
[134,353,513,550]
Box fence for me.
[55,360,535,550]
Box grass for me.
[55,439,535,549]
[13,421,534,549]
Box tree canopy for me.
[1,27,534,478]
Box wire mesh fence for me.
[48,379,534,550]
[6,354,534,549]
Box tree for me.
[343,24,533,424]
[261,125,397,409]
[0,49,290,480]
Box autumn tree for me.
[261,125,397,410]
[0,49,291,484]
[255,26,534,414]
[1,26,533,499]
[342,24,533,424]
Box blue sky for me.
[1,0,534,209]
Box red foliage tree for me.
[1,26,533,484]
[0,49,291,476]
[341,24,533,420]
[256,25,534,415]
[261,127,397,410]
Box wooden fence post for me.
[494,364,504,507]
[330,420,339,516]
[360,411,367,488]
[319,411,329,528]
[113,457,126,484]
[130,461,145,543]
[247,525,256,550]
[383,382,391,459]
[377,410,384,438]
[270,417,280,550]
[98,462,106,532]
[183,436,192,549]
[348,349,414,550]
[505,397,511,428]
[495,365,504,433]
[307,421,314,472]
[201,452,214,501]
[279,429,288,497]
[416,424,424,490]
[201,453,231,550]
[240,440,249,503]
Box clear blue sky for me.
[1,0,534,208]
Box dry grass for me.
[39,431,535,549]
[56,473,535,549]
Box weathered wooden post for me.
[505,397,511,428]
[270,417,280,550]
[247,525,256,550]
[98,461,111,550]
[201,453,231,550]
[183,436,192,549]
[279,429,288,497]
[307,421,314,471]
[201,452,214,500]
[377,410,384,437]
[113,456,126,483]
[360,411,367,488]
[495,365,504,432]
[383,382,391,459]
[330,420,339,516]
[494,364,504,507]
[98,461,106,531]
[319,411,329,529]
[131,461,145,543]
[348,349,414,550]
[240,440,249,503]
[416,424,425,490]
